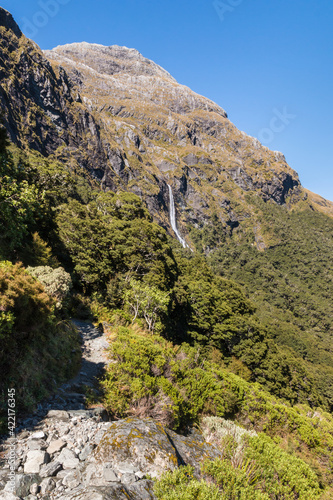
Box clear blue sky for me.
[2,0,333,201]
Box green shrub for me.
[154,465,221,500]
[124,278,169,332]
[155,428,322,499]
[102,327,333,489]
[240,434,322,499]
[56,195,178,295]
[27,265,72,308]
[102,327,237,428]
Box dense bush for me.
[0,261,54,359]
[205,197,333,412]
[124,278,170,332]
[154,466,222,500]
[102,327,333,489]
[168,252,326,409]
[0,147,42,258]
[155,423,326,499]
[155,416,323,499]
[102,326,241,428]
[0,261,80,429]
[56,193,178,296]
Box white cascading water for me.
[167,184,188,248]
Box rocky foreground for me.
[0,322,221,500]
[0,413,222,500]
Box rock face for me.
[0,6,307,247]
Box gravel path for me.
[0,321,158,500]
[69,319,110,393]
[6,320,110,433]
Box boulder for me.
[39,461,62,477]
[4,474,40,498]
[39,477,56,495]
[61,485,152,500]
[61,470,81,488]
[27,439,47,451]
[57,448,79,469]
[167,427,222,476]
[93,418,179,478]
[46,410,70,421]
[29,431,46,440]
[79,443,95,461]
[24,450,50,474]
[93,417,221,479]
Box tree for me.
[56,196,178,296]
[124,279,169,332]
[0,153,42,256]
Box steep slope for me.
[2,6,325,247]
[0,10,106,179]
[44,42,305,237]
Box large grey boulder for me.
[57,448,79,469]
[3,474,40,498]
[39,461,62,477]
[47,439,66,455]
[92,417,221,479]
[167,427,222,476]
[61,484,154,500]
[92,418,179,478]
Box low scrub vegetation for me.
[101,326,333,494]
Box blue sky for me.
[2,0,333,200]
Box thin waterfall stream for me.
[167,184,188,248]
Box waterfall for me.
[167,184,188,249]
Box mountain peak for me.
[44,42,228,119]
[45,42,177,82]
[0,6,22,38]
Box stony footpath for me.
[0,321,221,500]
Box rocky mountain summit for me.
[44,42,227,116]
[2,5,332,248]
